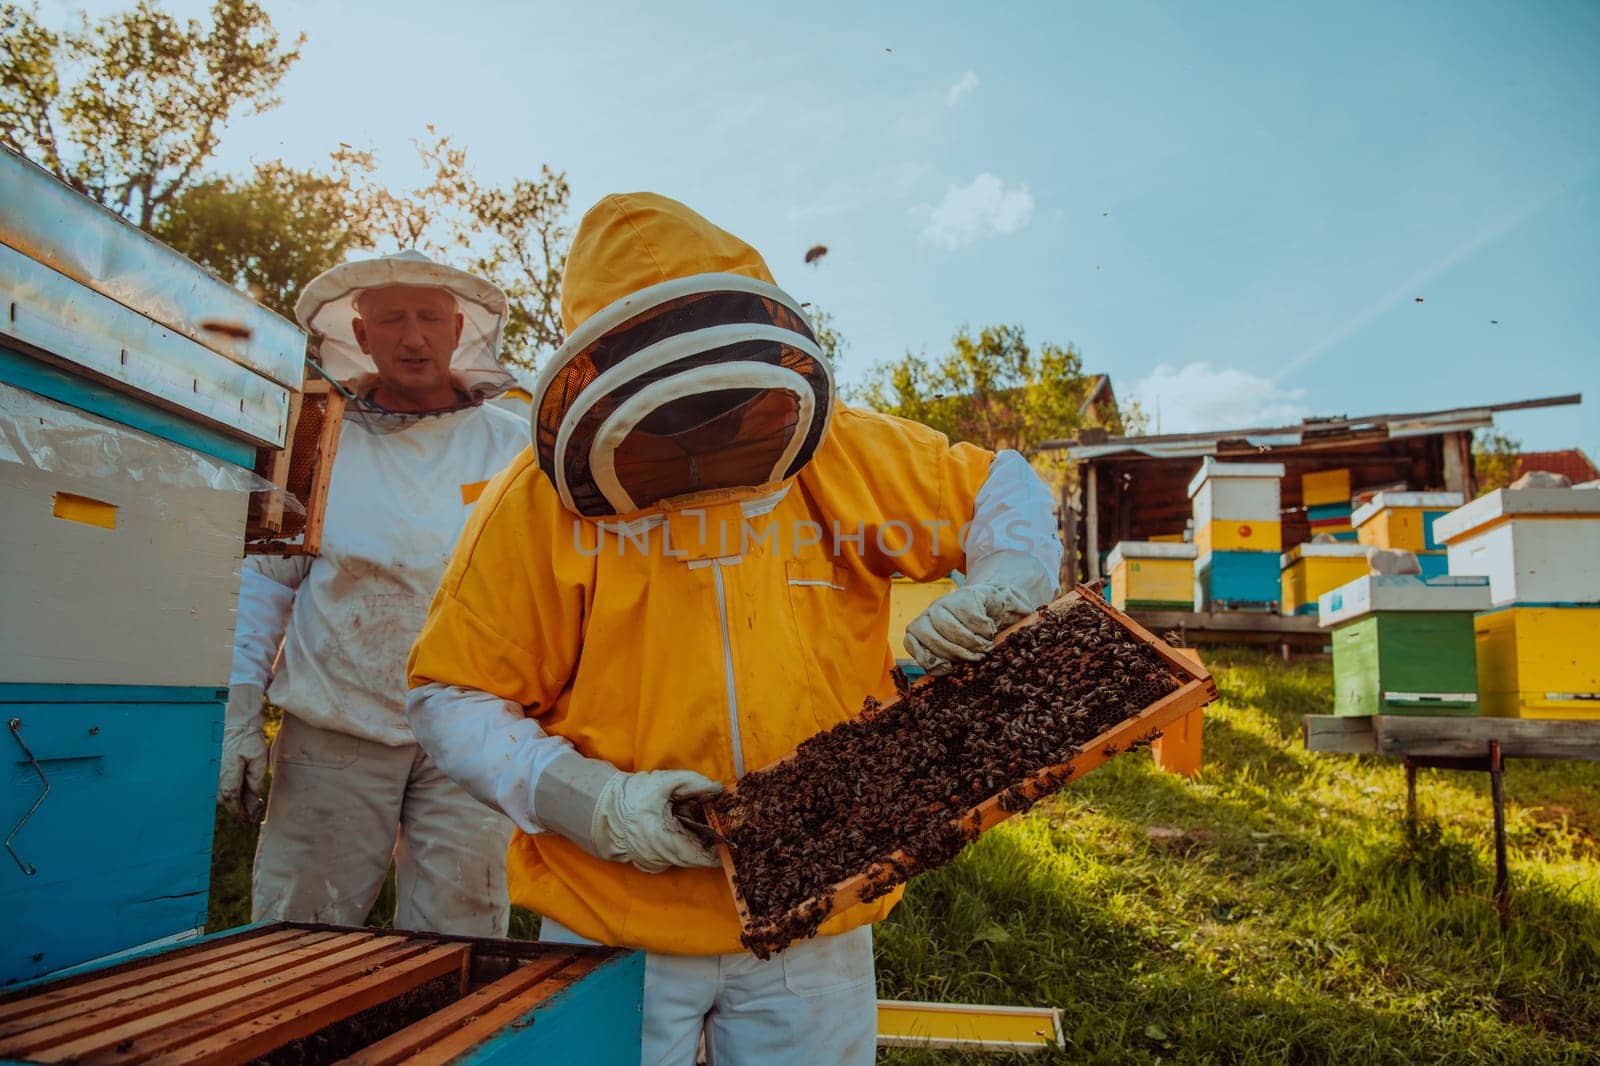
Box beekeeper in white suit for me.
[219,251,527,934]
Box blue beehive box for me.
[1196,551,1281,612]
[0,149,302,983]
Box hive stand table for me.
[1303,715,1600,922]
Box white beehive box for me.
[1187,459,1286,526]
[1433,487,1600,606]
[1318,574,1492,628]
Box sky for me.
[51,0,1600,458]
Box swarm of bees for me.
[709,600,1181,957]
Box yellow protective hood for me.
[560,193,777,334]
[535,194,833,519]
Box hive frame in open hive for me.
[246,378,345,557]
[0,923,641,1065]
[705,585,1218,952]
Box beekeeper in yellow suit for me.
[406,194,1061,1064]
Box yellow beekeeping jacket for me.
[407,193,993,955]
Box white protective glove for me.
[533,750,725,874]
[218,683,269,821]
[905,550,1056,675]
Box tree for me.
[1,0,303,228]
[859,325,1095,452]
[464,165,571,366]
[859,325,1102,488]
[3,2,570,369]
[153,151,377,320]
[805,305,845,371]
[337,127,571,369]
[1472,428,1521,496]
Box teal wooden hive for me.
[0,148,298,982]
[1318,575,1491,717]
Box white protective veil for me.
[295,250,515,407]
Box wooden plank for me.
[0,927,304,1027]
[8,934,390,1061]
[331,951,583,1066]
[254,387,303,533]
[1131,608,1325,636]
[301,383,344,557]
[402,955,608,1066]
[157,943,471,1066]
[1303,715,1378,754]
[1371,716,1600,761]
[0,930,340,1035]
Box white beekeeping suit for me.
[222,251,530,934]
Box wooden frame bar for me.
[246,378,345,557]
[155,944,471,1066]
[0,927,309,1028]
[332,951,584,1066]
[399,955,609,1066]
[0,926,638,1066]
[706,585,1219,952]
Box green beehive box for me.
[1329,612,1480,716]
[1319,575,1491,717]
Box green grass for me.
[876,650,1600,1064]
[208,652,1600,1062]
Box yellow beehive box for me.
[1280,542,1370,616]
[1194,519,1282,556]
[1352,491,1463,553]
[1301,468,1351,507]
[1473,605,1600,718]
[888,575,959,659]
[1107,541,1197,610]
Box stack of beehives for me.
[1302,468,1356,539]
[1434,480,1600,718]
[1187,459,1285,611]
[1352,491,1463,579]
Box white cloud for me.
[947,70,979,106]
[917,173,1035,250]
[1130,362,1310,434]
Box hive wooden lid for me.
[1282,542,1371,566]
[1317,574,1491,627]
[1431,486,1600,543]
[1107,541,1199,568]
[1350,491,1465,530]
[1186,457,1287,498]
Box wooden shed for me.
[1045,396,1582,586]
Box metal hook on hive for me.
[7,717,49,876]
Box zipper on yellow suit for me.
[710,557,745,777]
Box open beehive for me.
[704,585,1218,958]
[246,378,345,556]
[0,924,640,1065]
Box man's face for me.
[351,285,464,399]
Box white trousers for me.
[253,712,514,936]
[541,918,876,1066]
